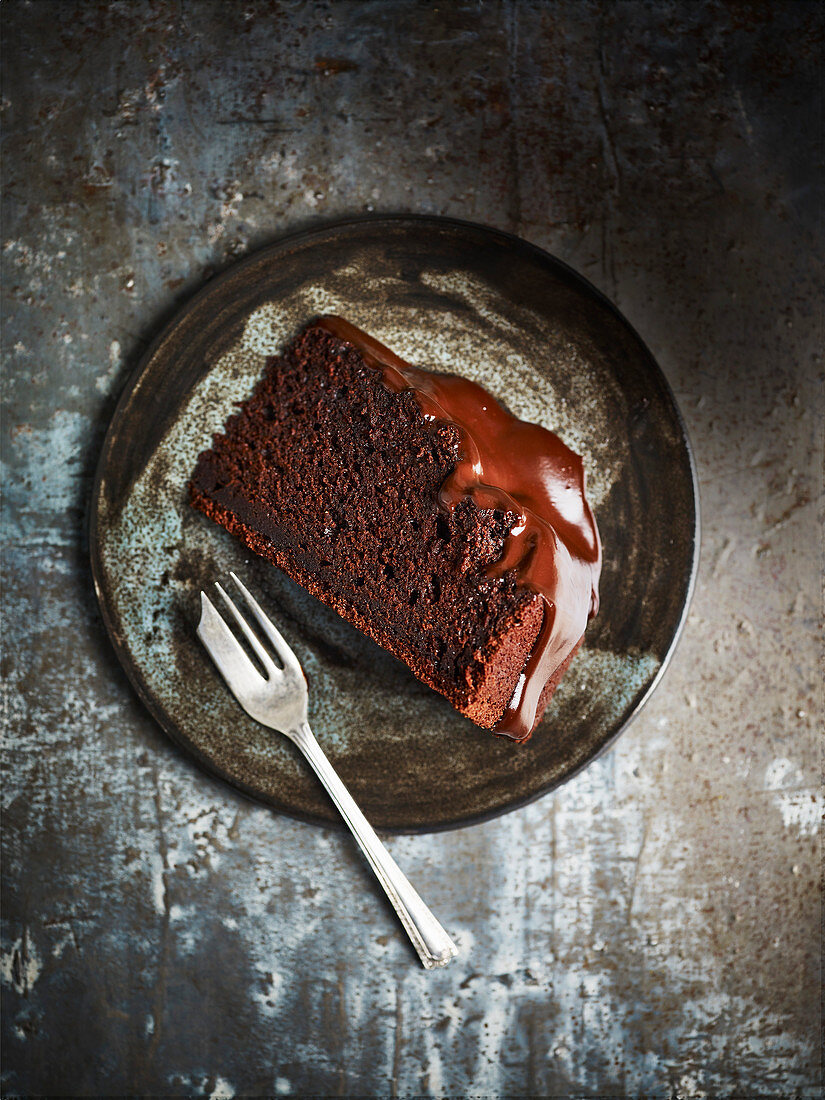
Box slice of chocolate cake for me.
[190,317,601,741]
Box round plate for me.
[90,216,698,832]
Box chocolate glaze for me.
[316,315,602,741]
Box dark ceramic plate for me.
[90,216,698,832]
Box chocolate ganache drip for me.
[316,315,602,741]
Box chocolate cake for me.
[190,317,601,741]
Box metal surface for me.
[2,1,821,1096]
[88,215,698,831]
[199,574,459,969]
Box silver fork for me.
[197,571,459,970]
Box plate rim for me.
[89,213,700,834]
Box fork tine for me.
[229,571,304,679]
[214,582,280,679]
[196,591,267,698]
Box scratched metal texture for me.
[1,1,821,1096]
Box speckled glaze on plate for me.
[90,216,698,832]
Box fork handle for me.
[291,722,459,969]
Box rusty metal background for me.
[2,1,821,1096]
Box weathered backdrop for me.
[1,1,821,1096]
